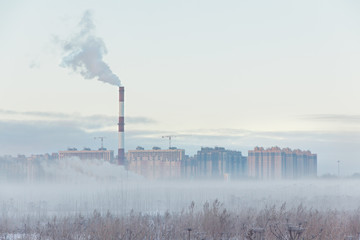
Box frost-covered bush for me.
[1,201,360,240]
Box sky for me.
[1,0,360,175]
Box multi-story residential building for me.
[0,153,59,182]
[194,147,247,179]
[248,146,317,179]
[126,147,185,179]
[59,148,114,162]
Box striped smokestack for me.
[118,86,125,165]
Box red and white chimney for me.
[118,86,125,165]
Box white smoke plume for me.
[61,10,121,86]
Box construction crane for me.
[94,137,106,150]
[162,135,176,149]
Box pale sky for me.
[1,0,360,175]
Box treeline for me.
[0,200,359,239]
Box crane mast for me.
[94,137,106,150]
[162,135,176,149]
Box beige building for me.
[248,146,317,179]
[59,148,114,162]
[126,147,185,179]
[248,147,317,179]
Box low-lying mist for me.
[1,158,359,220]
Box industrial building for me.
[127,147,185,179]
[193,147,247,179]
[59,148,114,162]
[248,146,317,179]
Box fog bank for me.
[1,179,359,219]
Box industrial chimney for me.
[118,86,125,165]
